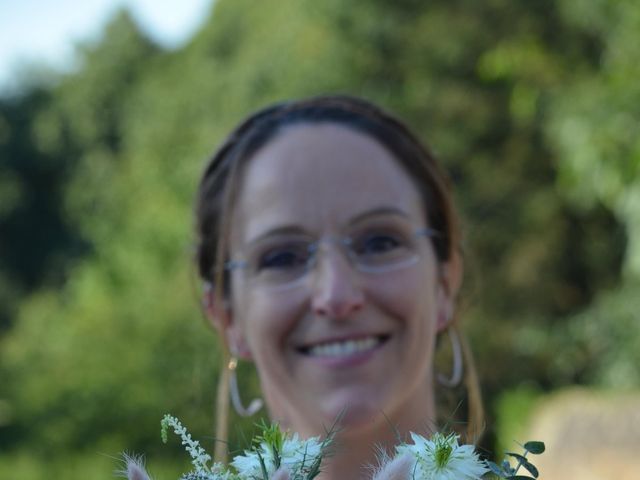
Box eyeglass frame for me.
[224,226,441,291]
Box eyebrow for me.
[347,206,411,225]
[245,206,411,248]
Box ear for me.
[203,282,253,360]
[436,251,463,333]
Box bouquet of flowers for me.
[121,415,544,480]
[370,431,545,480]
[122,415,332,480]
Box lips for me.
[298,334,389,358]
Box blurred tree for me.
[542,0,640,389]
[0,87,86,332]
[0,0,636,477]
[548,0,640,276]
[0,9,164,332]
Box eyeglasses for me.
[226,225,440,292]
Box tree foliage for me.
[0,1,637,478]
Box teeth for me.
[307,337,380,358]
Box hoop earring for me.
[228,356,263,417]
[437,327,464,388]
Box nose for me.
[310,246,364,319]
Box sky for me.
[0,0,213,91]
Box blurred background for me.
[0,0,638,478]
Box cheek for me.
[233,286,307,356]
[367,266,438,322]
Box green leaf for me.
[522,461,539,478]
[505,452,525,462]
[523,441,546,455]
[257,450,269,480]
[505,452,539,478]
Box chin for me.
[317,388,389,433]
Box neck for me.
[318,425,401,479]
[316,385,437,479]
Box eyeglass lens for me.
[238,225,432,291]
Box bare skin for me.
[209,124,459,479]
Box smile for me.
[301,335,388,358]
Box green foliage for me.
[486,440,545,479]
[0,87,86,331]
[494,387,542,457]
[0,451,187,480]
[548,279,640,388]
[547,0,640,274]
[253,420,286,462]
[0,0,638,477]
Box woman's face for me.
[225,123,455,435]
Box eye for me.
[256,243,310,271]
[353,232,405,256]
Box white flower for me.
[232,433,323,479]
[395,432,488,480]
[161,415,237,480]
[161,415,213,473]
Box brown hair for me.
[194,95,483,461]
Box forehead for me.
[232,123,425,242]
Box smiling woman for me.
[194,95,483,479]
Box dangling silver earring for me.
[228,356,263,417]
[437,327,464,388]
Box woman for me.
[195,95,483,479]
